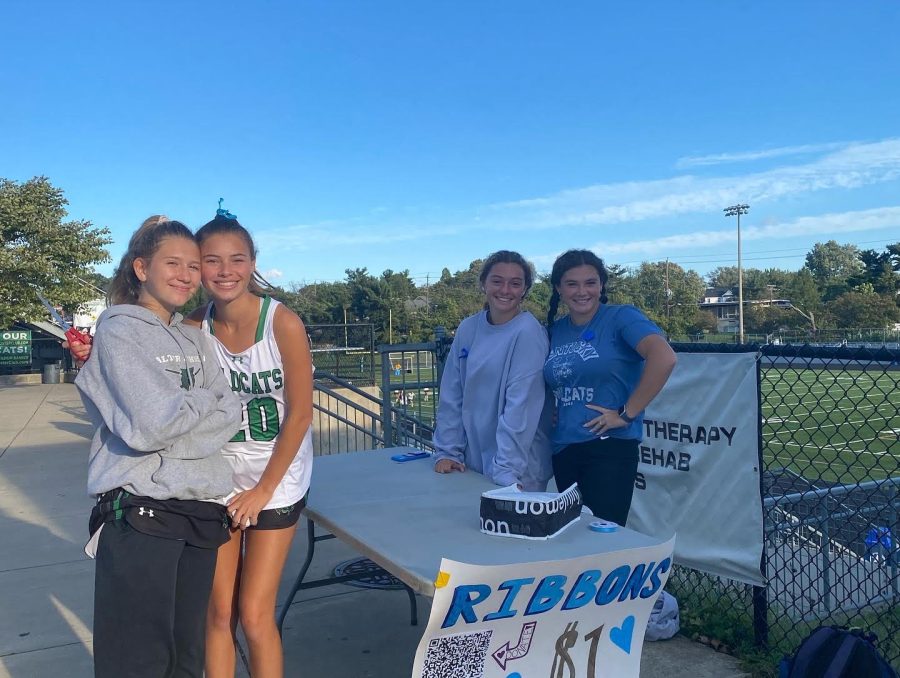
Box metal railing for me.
[311,334,447,455]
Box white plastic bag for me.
[645,590,680,641]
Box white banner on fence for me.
[411,537,675,678]
[628,351,764,586]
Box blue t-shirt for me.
[543,304,663,450]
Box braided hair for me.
[546,249,609,335]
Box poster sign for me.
[412,536,675,678]
[0,330,32,366]
[628,351,763,586]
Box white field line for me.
[762,400,900,419]
[764,411,898,442]
[761,452,890,477]
[765,436,894,455]
[762,448,897,475]
[764,410,895,437]
[762,388,881,409]
[762,373,896,394]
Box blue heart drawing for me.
[610,615,635,654]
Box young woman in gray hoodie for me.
[75,216,241,678]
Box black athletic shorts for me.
[247,495,306,531]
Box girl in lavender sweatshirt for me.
[432,251,552,491]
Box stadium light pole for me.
[724,203,749,343]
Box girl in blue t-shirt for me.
[543,249,676,524]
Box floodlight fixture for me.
[724,203,750,344]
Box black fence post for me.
[752,353,769,648]
[379,347,393,447]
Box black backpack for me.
[780,626,898,678]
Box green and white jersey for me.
[202,296,313,510]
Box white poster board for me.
[628,351,764,586]
[412,536,675,678]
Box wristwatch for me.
[618,405,635,424]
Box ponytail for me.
[546,289,561,338]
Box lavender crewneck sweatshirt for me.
[432,310,552,491]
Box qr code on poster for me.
[420,629,493,678]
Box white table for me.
[278,447,663,629]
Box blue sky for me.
[3,2,899,287]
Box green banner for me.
[0,330,32,366]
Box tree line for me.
[269,243,899,343]
[3,177,898,342]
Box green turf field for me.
[761,366,900,484]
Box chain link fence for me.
[666,342,900,673]
[306,323,376,386]
[671,328,900,349]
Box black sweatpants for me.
[552,437,640,526]
[93,520,218,678]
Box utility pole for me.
[724,203,750,343]
[343,306,349,348]
[665,259,670,321]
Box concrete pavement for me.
[0,384,749,677]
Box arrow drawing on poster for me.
[491,621,537,669]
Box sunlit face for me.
[557,264,603,324]
[483,262,527,324]
[134,236,201,320]
[200,232,256,303]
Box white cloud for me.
[675,141,855,168]
[261,268,283,279]
[486,139,900,231]
[592,205,900,258]
[256,138,900,258]
[525,205,900,273]
[257,220,461,251]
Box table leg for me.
[278,517,317,634]
[404,584,418,626]
[277,516,420,633]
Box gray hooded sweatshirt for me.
[76,305,241,501]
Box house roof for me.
[16,320,66,341]
[704,286,734,296]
